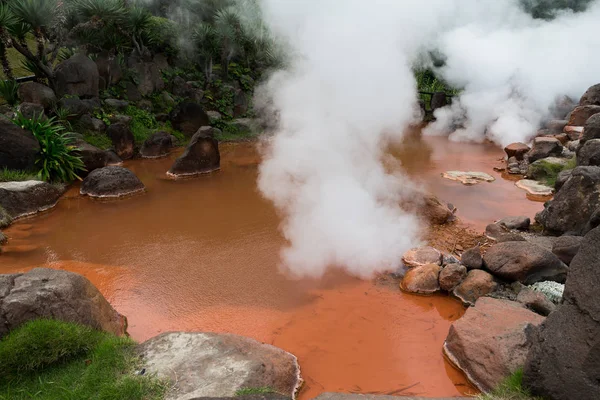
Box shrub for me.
[0,79,19,106]
[125,105,157,144]
[12,112,86,182]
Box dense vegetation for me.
[0,319,166,400]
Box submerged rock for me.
[524,226,600,400]
[483,242,568,284]
[137,332,302,400]
[400,263,441,294]
[80,166,144,198]
[0,181,63,221]
[168,131,220,177]
[444,297,544,392]
[515,179,554,196]
[402,246,442,268]
[452,269,497,306]
[441,171,495,185]
[0,268,126,338]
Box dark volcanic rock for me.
[452,269,497,306]
[444,297,544,392]
[536,166,600,235]
[577,139,600,166]
[483,242,568,284]
[107,123,135,160]
[461,246,483,270]
[58,97,90,117]
[55,53,100,98]
[0,119,40,171]
[581,113,600,144]
[527,137,563,163]
[568,105,600,126]
[168,132,220,177]
[169,102,210,137]
[579,83,600,106]
[555,169,573,191]
[431,92,448,112]
[552,235,583,265]
[0,181,63,220]
[524,227,600,400]
[80,166,144,198]
[17,82,56,108]
[140,131,172,158]
[0,268,126,338]
[137,332,302,399]
[73,139,108,174]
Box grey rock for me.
[169,102,210,137]
[555,169,573,191]
[133,62,165,96]
[0,181,63,220]
[17,102,44,119]
[0,268,126,338]
[107,123,135,160]
[73,139,109,175]
[233,89,249,118]
[168,131,220,177]
[579,83,600,106]
[104,98,130,111]
[551,235,583,265]
[568,105,600,127]
[497,216,531,230]
[581,113,600,144]
[0,119,40,171]
[78,114,106,133]
[137,332,302,400]
[58,97,90,117]
[17,82,56,108]
[140,131,173,158]
[55,53,100,98]
[453,269,497,306]
[80,166,144,198]
[461,246,483,270]
[126,82,142,102]
[517,287,556,316]
[483,242,568,284]
[95,53,123,89]
[577,139,600,166]
[431,92,448,112]
[546,119,567,134]
[527,137,563,163]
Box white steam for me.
[256,0,600,278]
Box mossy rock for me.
[527,157,576,186]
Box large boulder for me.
[524,227,600,400]
[17,82,56,109]
[169,102,210,137]
[107,123,135,160]
[140,131,173,158]
[580,113,600,144]
[74,139,109,174]
[579,83,600,106]
[527,137,563,163]
[568,105,600,126]
[55,53,100,98]
[551,235,583,265]
[132,62,165,96]
[0,268,126,338]
[400,263,441,294]
[137,332,302,400]
[452,269,497,306]
[168,132,220,177]
[536,166,600,235]
[577,138,600,166]
[95,53,123,89]
[444,297,544,392]
[80,166,144,198]
[483,242,568,284]
[0,181,63,220]
[58,97,92,117]
[0,119,40,171]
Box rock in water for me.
[536,166,600,235]
[137,332,302,400]
[452,269,497,306]
[441,171,495,185]
[524,226,600,400]
[400,263,441,294]
[54,53,100,98]
[0,119,40,171]
[515,179,554,196]
[80,166,144,198]
[483,242,568,284]
[140,131,173,158]
[0,268,126,338]
[107,123,135,160]
[444,297,544,392]
[0,181,63,220]
[402,246,442,268]
[439,264,467,292]
[497,216,531,231]
[168,132,220,177]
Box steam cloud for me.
[255,0,600,278]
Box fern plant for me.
[12,112,86,182]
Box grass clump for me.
[0,319,167,400]
[0,168,38,182]
[477,369,542,400]
[235,387,277,396]
[83,132,112,150]
[125,105,158,144]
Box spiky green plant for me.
[0,3,18,80]
[12,112,86,182]
[0,79,19,106]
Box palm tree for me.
[0,2,17,79]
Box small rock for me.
[545,119,567,134]
[551,235,583,265]
[517,287,556,316]
[453,269,497,306]
[108,114,132,126]
[515,179,554,196]
[80,166,144,198]
[104,98,129,110]
[418,193,454,225]
[169,102,210,137]
[439,264,467,292]
[58,97,90,117]
[567,139,580,151]
[497,216,531,231]
[402,246,442,268]
[400,263,441,295]
[441,171,495,185]
[461,246,483,270]
[485,223,508,241]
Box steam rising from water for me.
[256,0,600,278]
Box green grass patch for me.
[0,168,38,182]
[83,133,112,150]
[124,106,158,145]
[0,319,167,400]
[477,369,542,400]
[235,387,277,396]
